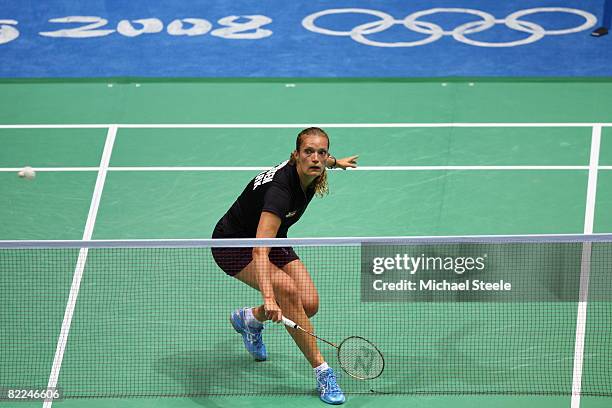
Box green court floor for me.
[1,80,611,408]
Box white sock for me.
[314,362,330,374]
[244,307,264,329]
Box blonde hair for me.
[288,127,329,197]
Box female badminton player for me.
[211,127,358,404]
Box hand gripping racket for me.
[281,316,384,380]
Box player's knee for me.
[273,275,299,301]
[303,299,319,318]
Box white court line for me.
[43,126,117,408]
[0,167,97,172]
[571,125,601,408]
[0,165,594,172]
[110,166,267,171]
[0,122,611,129]
[340,165,588,171]
[110,165,590,171]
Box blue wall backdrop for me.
[1,0,611,77]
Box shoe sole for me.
[320,396,346,405]
[319,393,346,405]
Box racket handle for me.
[281,316,300,329]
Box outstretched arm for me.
[326,155,359,170]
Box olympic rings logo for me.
[302,8,597,47]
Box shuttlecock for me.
[18,166,36,180]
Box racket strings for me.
[337,336,384,380]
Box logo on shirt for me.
[253,160,289,190]
[285,210,297,218]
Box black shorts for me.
[211,224,299,277]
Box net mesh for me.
[0,236,611,398]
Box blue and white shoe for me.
[316,368,346,405]
[230,308,267,361]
